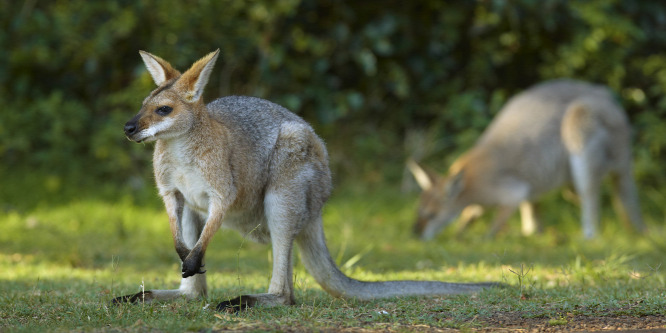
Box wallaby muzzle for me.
[124,114,142,141]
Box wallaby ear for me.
[139,51,181,86]
[176,49,220,102]
[407,159,439,191]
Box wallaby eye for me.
[155,106,173,116]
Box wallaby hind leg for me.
[568,151,603,239]
[216,190,301,311]
[562,101,614,239]
[113,206,207,304]
[610,165,645,233]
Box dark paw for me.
[182,255,205,278]
[215,296,253,313]
[111,291,153,305]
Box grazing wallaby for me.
[115,50,498,310]
[408,79,646,240]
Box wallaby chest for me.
[156,141,214,215]
[174,163,210,215]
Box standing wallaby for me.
[115,50,498,310]
[408,79,646,240]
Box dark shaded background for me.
[1,0,665,196]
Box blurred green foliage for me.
[1,0,665,191]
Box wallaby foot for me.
[215,296,252,313]
[112,291,154,305]
[215,293,294,312]
[112,274,207,306]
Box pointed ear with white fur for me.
[176,49,220,102]
[407,159,439,191]
[139,51,181,86]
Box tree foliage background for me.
[1,0,665,196]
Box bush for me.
[1,0,665,191]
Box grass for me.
[0,168,665,332]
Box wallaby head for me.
[408,159,467,240]
[124,50,220,143]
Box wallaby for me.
[408,79,646,240]
[114,50,498,310]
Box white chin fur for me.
[139,135,159,143]
[135,118,175,142]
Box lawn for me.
[1,169,664,332]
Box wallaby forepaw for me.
[181,266,206,278]
[182,257,205,278]
[215,296,253,313]
[111,291,153,305]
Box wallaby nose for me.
[124,121,137,136]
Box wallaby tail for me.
[295,218,501,300]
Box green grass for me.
[1,169,665,332]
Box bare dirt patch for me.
[209,312,666,332]
[477,312,666,332]
[208,315,665,332]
